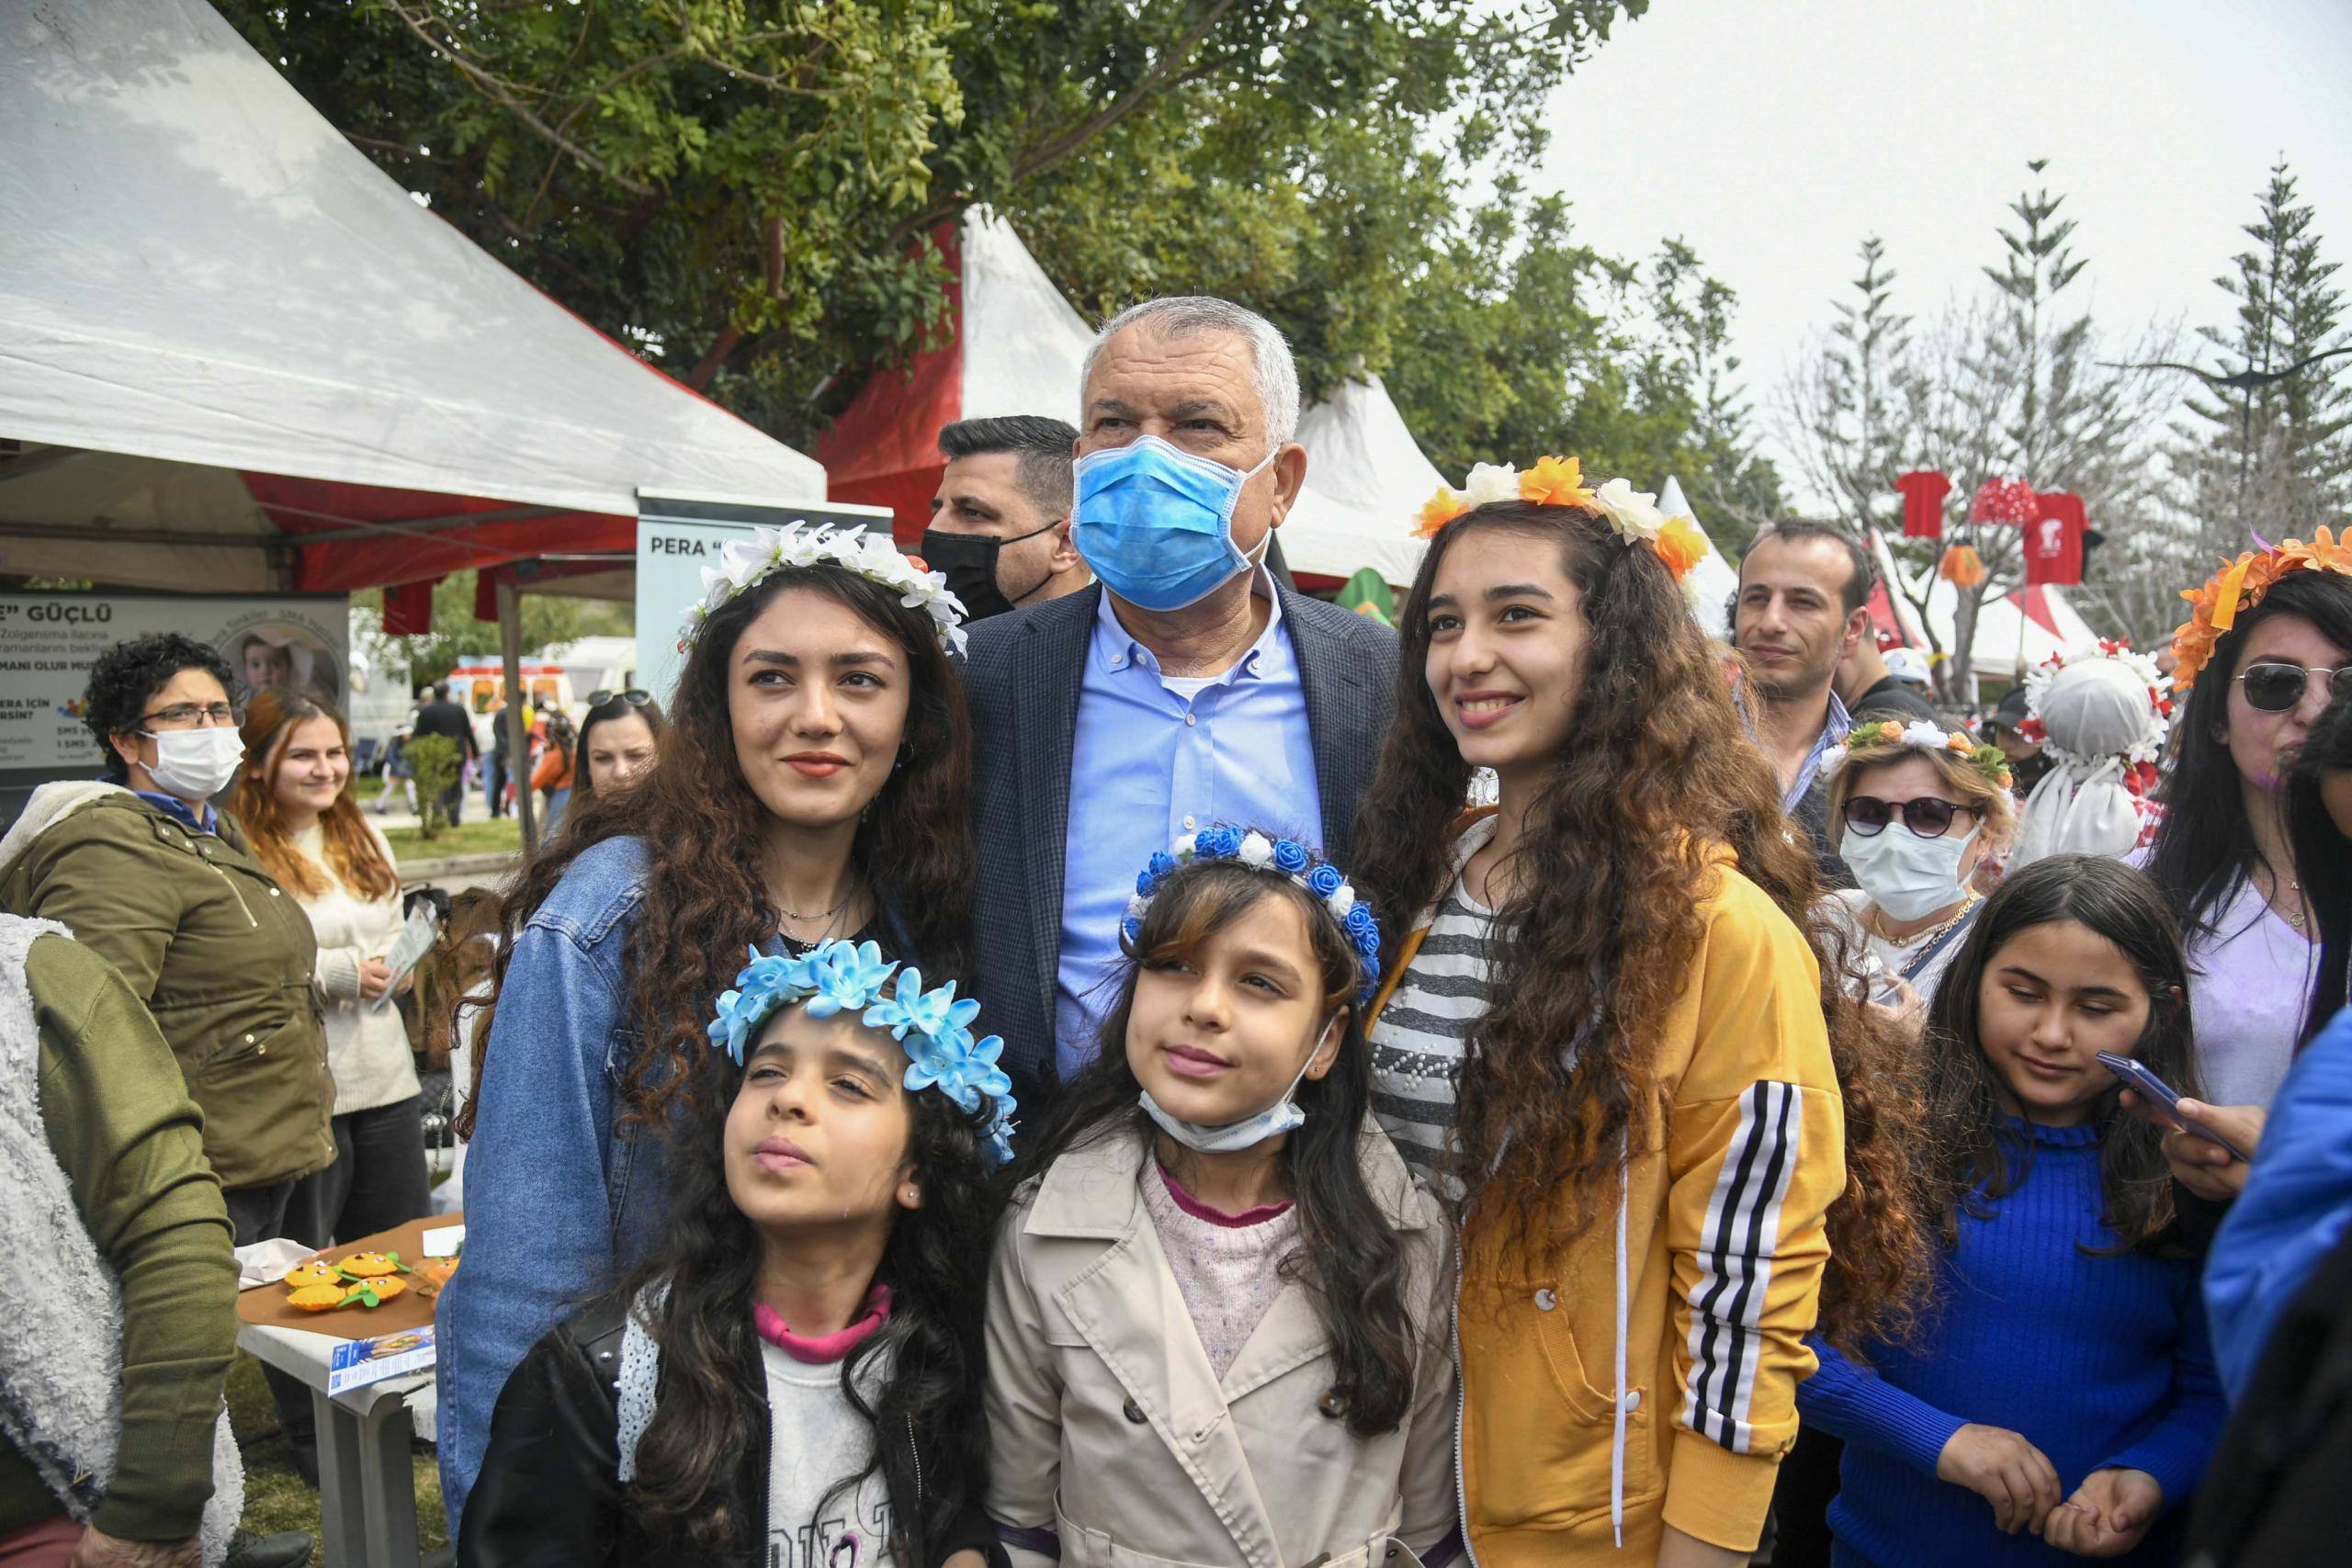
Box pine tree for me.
[2182,161,2352,553]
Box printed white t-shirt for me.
[761,1342,895,1567]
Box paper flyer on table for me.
[327,1326,436,1396]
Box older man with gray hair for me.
[962,296,1398,1107]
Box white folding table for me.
[235,1321,432,1568]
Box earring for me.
[901,1184,920,1203]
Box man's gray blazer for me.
[961,581,1399,1107]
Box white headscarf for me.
[2010,653,2169,869]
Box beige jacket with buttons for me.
[985,1122,1458,1568]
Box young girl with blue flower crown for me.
[460,940,1016,1568]
[984,828,1459,1568]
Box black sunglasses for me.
[2235,662,2352,714]
[1841,795,1977,840]
[586,688,652,708]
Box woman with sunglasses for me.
[2141,535,2352,1117]
[572,688,663,802]
[1820,720,2018,1031]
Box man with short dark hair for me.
[408,679,479,826]
[1735,522,1873,883]
[922,414,1090,620]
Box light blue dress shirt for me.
[1784,689,1854,814]
[1054,578,1324,1078]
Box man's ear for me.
[1841,606,1871,660]
[108,730,143,774]
[1048,518,1083,575]
[1266,443,1308,526]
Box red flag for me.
[2025,492,2086,586]
[381,577,436,636]
[1894,470,1949,539]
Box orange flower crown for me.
[2171,526,2352,688]
[1413,455,1710,588]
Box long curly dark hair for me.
[1919,854,2196,1255]
[620,1040,999,1559]
[1348,500,1934,1351]
[2143,570,2352,942]
[2287,687,2352,1044]
[455,563,976,1138]
[1003,859,1423,1436]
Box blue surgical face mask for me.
[1136,1020,1330,1154]
[1072,434,1277,612]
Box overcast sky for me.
[1534,0,2352,502]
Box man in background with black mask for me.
[921,414,1091,619]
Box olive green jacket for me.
[0,930,240,1544]
[0,784,334,1190]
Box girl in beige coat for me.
[986,830,1459,1568]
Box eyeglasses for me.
[1841,795,1977,839]
[2235,662,2352,714]
[139,703,237,729]
[586,688,651,708]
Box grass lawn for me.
[225,1349,448,1557]
[382,818,523,861]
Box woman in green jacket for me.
[0,633,335,1485]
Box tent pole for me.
[496,578,537,855]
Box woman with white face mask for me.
[0,634,337,1512]
[1822,720,2019,1030]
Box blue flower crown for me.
[707,939,1015,1166]
[1124,827,1383,1003]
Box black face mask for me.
[920,521,1060,622]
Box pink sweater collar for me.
[752,1282,892,1363]
[1156,1162,1295,1228]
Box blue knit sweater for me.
[1797,1118,2224,1568]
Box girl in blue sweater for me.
[1798,854,2225,1565]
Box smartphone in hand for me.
[2096,1052,2250,1160]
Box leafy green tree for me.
[223,3,1782,542]
[222,1,1647,441]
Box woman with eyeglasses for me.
[2140,544,2352,1122]
[571,688,662,802]
[1820,720,2019,1032]
[0,634,336,1495]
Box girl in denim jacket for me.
[437,525,979,1533]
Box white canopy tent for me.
[0,0,825,592]
[1281,376,1444,586]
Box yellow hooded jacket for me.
[1369,839,1844,1562]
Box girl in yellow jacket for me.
[1352,471,1931,1565]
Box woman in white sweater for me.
[233,690,429,1245]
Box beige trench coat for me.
[985,1124,1458,1568]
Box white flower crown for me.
[676,521,969,659]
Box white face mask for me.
[1842,820,1977,922]
[1137,1019,1332,1155]
[140,726,246,802]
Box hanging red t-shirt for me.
[2025,492,2086,586]
[1894,470,1950,539]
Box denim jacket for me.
[435,836,661,1533]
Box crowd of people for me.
[2,293,2348,1568]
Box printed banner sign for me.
[0,592,349,782]
[634,492,897,709]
